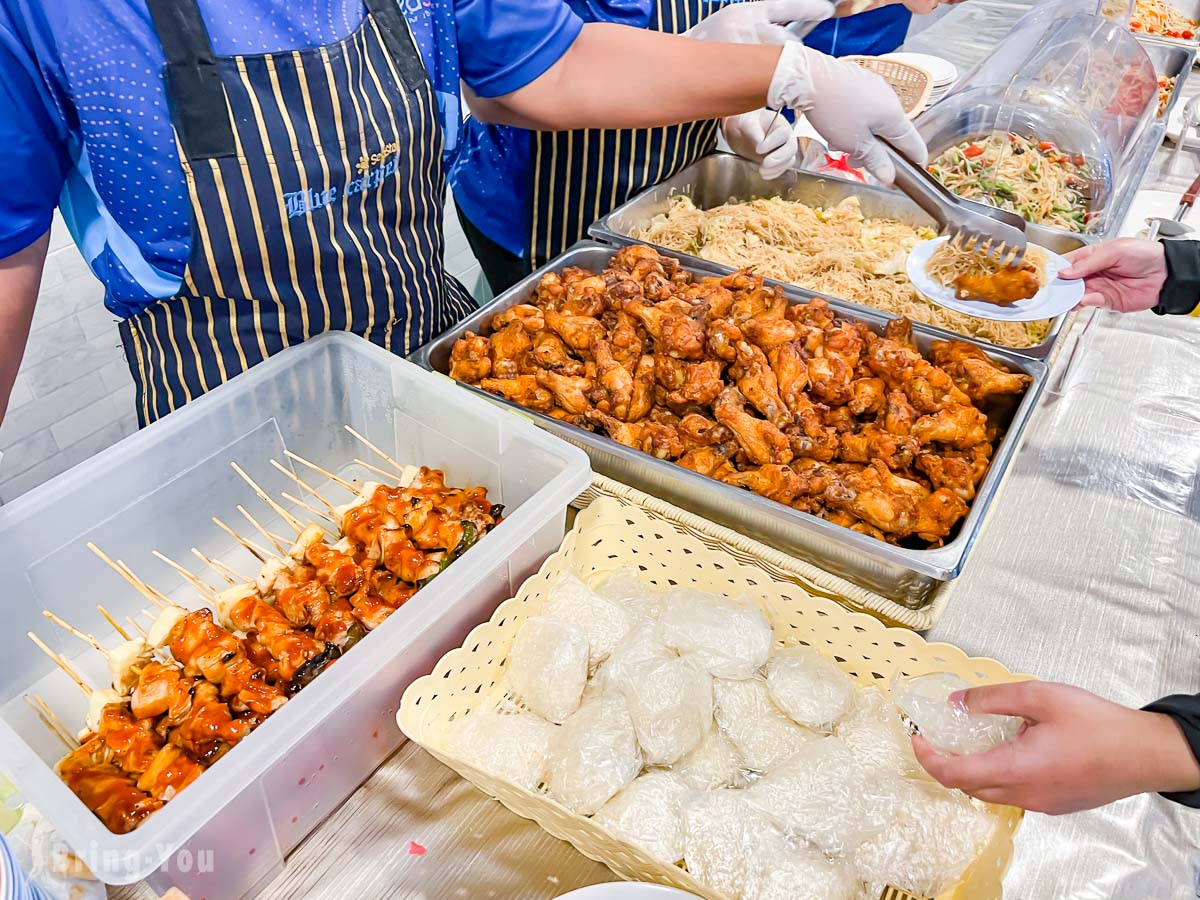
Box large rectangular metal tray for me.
[412,241,1049,609]
[587,153,1080,361]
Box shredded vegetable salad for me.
[1130,0,1197,39]
[1159,75,1177,116]
[927,133,1093,233]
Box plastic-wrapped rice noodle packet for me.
[542,570,634,667]
[593,770,691,865]
[765,645,858,733]
[713,676,821,772]
[659,589,773,679]
[891,672,1024,756]
[593,565,668,621]
[681,789,785,899]
[445,707,558,792]
[504,616,589,724]
[673,726,744,791]
[614,653,712,766]
[545,689,643,815]
[836,686,924,778]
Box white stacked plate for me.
[881,51,958,107]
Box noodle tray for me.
[587,153,1079,361]
[412,242,1048,611]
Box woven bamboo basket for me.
[573,474,955,631]
[845,56,934,118]
[398,497,1026,900]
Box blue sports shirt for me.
[0,0,583,317]
[449,0,913,259]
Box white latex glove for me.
[685,0,836,43]
[768,42,927,185]
[721,109,800,180]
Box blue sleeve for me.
[453,0,584,98]
[0,14,69,257]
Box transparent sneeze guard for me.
[915,3,1163,245]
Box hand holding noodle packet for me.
[910,680,1200,815]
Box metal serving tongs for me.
[882,138,1029,265]
[1146,170,1200,242]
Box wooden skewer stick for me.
[125,616,148,639]
[88,543,165,609]
[27,633,92,696]
[42,611,108,657]
[152,551,219,601]
[213,516,269,563]
[230,462,304,533]
[280,491,336,525]
[117,561,171,610]
[25,695,75,750]
[236,505,288,556]
[96,605,132,641]
[269,459,337,513]
[282,450,356,493]
[343,425,407,477]
[191,548,238,586]
[353,457,405,483]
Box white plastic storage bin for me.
[0,333,590,899]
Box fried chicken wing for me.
[544,307,605,356]
[490,322,532,379]
[591,340,636,420]
[628,355,656,422]
[664,360,724,408]
[449,332,490,384]
[839,424,920,471]
[866,338,971,412]
[929,341,1033,402]
[603,310,646,367]
[828,460,932,538]
[783,409,840,463]
[535,370,593,415]
[914,489,970,543]
[883,317,916,349]
[916,444,992,500]
[883,390,917,436]
[491,304,544,333]
[677,412,731,451]
[731,341,791,427]
[768,341,809,415]
[807,354,854,406]
[714,386,793,466]
[624,297,706,360]
[678,443,739,480]
[741,296,799,351]
[822,322,865,369]
[911,405,989,449]
[706,318,743,362]
[726,464,807,505]
[480,376,555,412]
[587,411,683,459]
[847,377,887,416]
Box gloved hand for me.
[768,42,926,184]
[1061,238,1168,312]
[685,0,836,44]
[721,108,801,180]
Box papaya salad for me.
[927,133,1093,233]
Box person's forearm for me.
[0,231,49,426]
[1138,710,1200,794]
[475,23,782,131]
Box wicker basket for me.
[845,56,933,118]
[574,474,955,631]
[398,497,1026,900]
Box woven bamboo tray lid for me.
[845,55,934,118]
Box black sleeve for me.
[1142,694,1200,807]
[1154,240,1200,315]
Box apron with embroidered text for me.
[123,0,476,425]
[528,0,729,269]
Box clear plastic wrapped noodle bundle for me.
[545,690,642,815]
[855,777,997,897]
[765,646,857,733]
[744,736,891,858]
[682,790,786,899]
[593,770,690,865]
[616,654,713,766]
[836,687,923,777]
[659,589,773,679]
[891,672,1023,755]
[745,830,859,900]
[543,570,634,667]
[917,0,1160,239]
[596,621,673,693]
[673,726,745,791]
[714,677,820,772]
[446,708,557,792]
[506,616,589,724]
[595,566,667,622]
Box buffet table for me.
[109,5,1200,898]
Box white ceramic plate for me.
[906,236,1084,322]
[879,51,958,86]
[557,885,699,899]
[1118,189,1197,238]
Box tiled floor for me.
[0,203,486,505]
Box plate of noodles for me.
[906,236,1083,322]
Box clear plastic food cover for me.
[916,1,1159,234]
